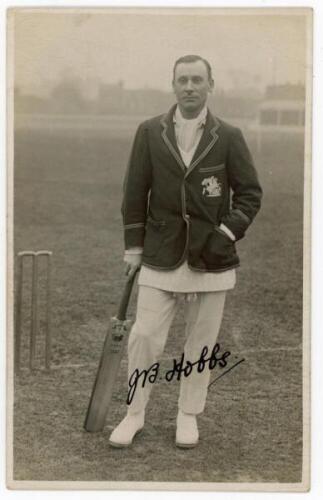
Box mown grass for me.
[12,125,305,484]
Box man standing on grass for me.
[109,54,262,448]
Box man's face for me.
[172,60,214,117]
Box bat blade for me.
[84,317,132,432]
[84,268,139,432]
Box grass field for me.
[12,121,305,484]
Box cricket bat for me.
[84,268,139,432]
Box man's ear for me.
[208,78,215,92]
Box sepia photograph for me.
[6,6,312,491]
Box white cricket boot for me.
[175,409,199,448]
[108,410,145,448]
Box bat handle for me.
[116,267,139,321]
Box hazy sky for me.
[13,9,309,95]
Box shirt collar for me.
[173,105,208,126]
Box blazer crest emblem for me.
[201,175,222,197]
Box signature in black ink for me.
[126,342,244,405]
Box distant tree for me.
[51,75,85,113]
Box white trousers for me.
[127,285,226,415]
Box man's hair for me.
[173,55,213,82]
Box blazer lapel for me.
[160,105,221,175]
[160,105,186,172]
[185,111,221,177]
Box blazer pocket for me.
[214,225,234,242]
[146,216,166,227]
[143,217,166,257]
[199,163,225,174]
[202,227,237,266]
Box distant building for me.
[252,84,305,151]
[258,84,305,129]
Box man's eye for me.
[192,77,203,84]
[178,78,187,84]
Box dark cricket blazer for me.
[121,104,262,272]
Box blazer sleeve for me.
[221,127,262,240]
[121,122,152,249]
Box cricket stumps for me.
[15,250,52,374]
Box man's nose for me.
[185,80,194,91]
